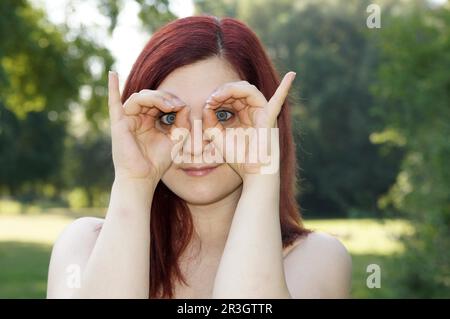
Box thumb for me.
[203,107,226,159]
[267,71,296,121]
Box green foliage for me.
[61,133,114,207]
[373,2,450,297]
[0,103,66,197]
[99,0,176,33]
[1,0,78,117]
[0,0,114,197]
[194,0,239,17]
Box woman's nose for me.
[182,117,211,158]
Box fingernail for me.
[164,98,174,108]
[171,97,185,107]
[291,72,297,80]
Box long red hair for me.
[121,16,309,298]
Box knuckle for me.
[152,91,169,102]
[222,83,233,90]
[129,92,139,100]
[160,90,174,98]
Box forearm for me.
[73,177,156,298]
[212,173,291,298]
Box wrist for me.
[112,176,158,207]
[242,170,280,186]
[113,173,159,189]
[241,171,280,203]
[240,172,280,214]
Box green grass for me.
[350,254,400,298]
[0,242,50,298]
[305,218,413,255]
[0,200,413,298]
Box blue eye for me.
[160,112,176,125]
[215,110,233,122]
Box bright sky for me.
[31,0,194,87]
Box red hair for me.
[121,16,310,298]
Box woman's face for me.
[157,57,243,205]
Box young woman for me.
[47,16,351,299]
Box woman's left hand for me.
[203,71,296,178]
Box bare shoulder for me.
[284,231,351,260]
[52,217,104,254]
[283,231,352,298]
[47,217,104,298]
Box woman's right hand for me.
[108,71,190,182]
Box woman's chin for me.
[173,182,241,205]
[162,165,242,205]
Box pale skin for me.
[46,57,352,299]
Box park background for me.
[0,0,449,298]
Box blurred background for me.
[0,0,449,298]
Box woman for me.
[47,16,351,299]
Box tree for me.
[61,132,114,207]
[0,0,114,195]
[0,0,176,197]
[373,1,450,297]
[0,105,66,197]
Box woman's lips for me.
[181,165,219,177]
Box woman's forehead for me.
[157,57,241,112]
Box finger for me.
[108,71,123,122]
[267,71,296,118]
[203,107,225,157]
[202,107,224,132]
[205,82,267,111]
[169,107,191,157]
[171,106,191,132]
[140,89,186,108]
[123,91,186,116]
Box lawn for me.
[0,202,412,298]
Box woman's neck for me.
[185,185,242,255]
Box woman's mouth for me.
[180,165,219,177]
